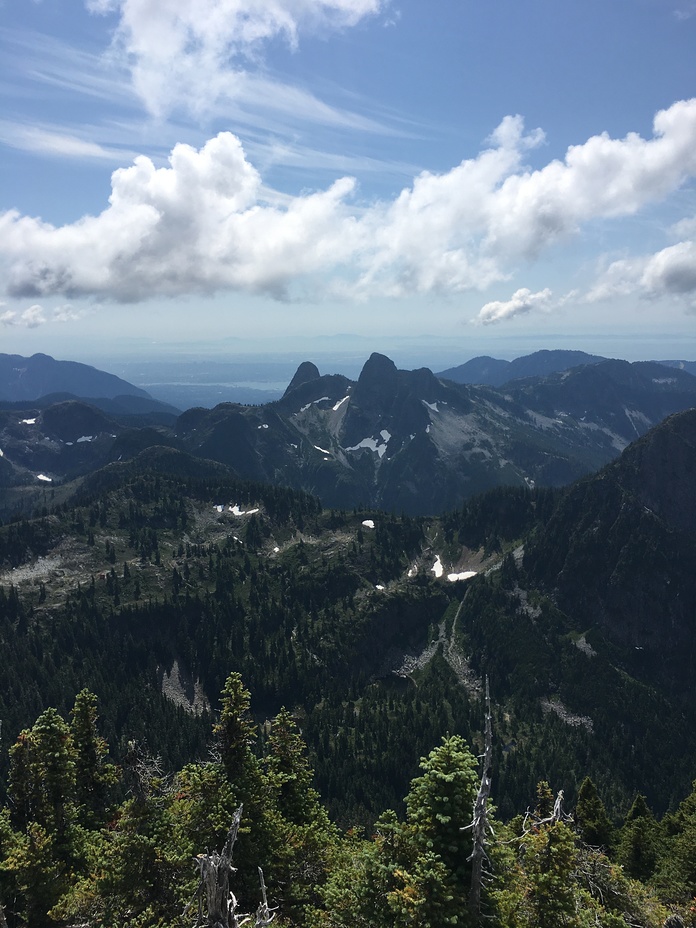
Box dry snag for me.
[185,805,277,928]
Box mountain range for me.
[1,401,695,824]
[1,350,695,519]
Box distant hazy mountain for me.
[0,352,154,403]
[437,349,606,385]
[653,358,696,377]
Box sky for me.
[0,0,695,365]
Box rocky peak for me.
[352,353,398,404]
[283,361,321,397]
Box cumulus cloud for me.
[86,0,385,118]
[476,288,553,325]
[52,304,86,323]
[2,99,696,305]
[0,305,47,328]
[588,240,696,308]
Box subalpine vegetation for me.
[0,676,695,927]
[0,417,695,926]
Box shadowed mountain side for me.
[437,349,606,385]
[523,408,696,693]
[0,352,152,402]
[173,353,696,515]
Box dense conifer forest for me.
[0,416,695,925]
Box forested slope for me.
[0,411,695,925]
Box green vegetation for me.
[0,420,695,925]
[0,680,694,926]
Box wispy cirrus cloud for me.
[0,122,141,163]
[86,0,388,121]
[1,100,696,308]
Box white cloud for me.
[0,122,139,162]
[476,288,553,325]
[588,240,696,309]
[0,304,47,327]
[53,304,85,323]
[2,100,696,306]
[86,0,385,119]
[641,241,696,297]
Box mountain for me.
[2,351,695,519]
[437,349,606,385]
[0,399,182,518]
[0,352,156,402]
[2,409,696,829]
[437,348,696,387]
[523,407,696,686]
[175,353,696,515]
[654,358,696,377]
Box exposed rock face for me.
[283,361,321,397]
[3,352,695,518]
[174,355,696,515]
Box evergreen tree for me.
[616,794,663,882]
[574,776,614,850]
[70,689,118,827]
[213,672,258,786]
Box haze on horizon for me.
[1,0,695,365]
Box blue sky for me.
[1,0,695,363]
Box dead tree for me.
[123,739,165,803]
[185,806,277,928]
[254,867,276,927]
[465,676,494,915]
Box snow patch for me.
[431,555,444,578]
[313,444,332,455]
[333,395,350,411]
[77,435,94,443]
[215,504,224,512]
[21,418,36,425]
[375,584,385,590]
[0,449,3,457]
[229,504,260,515]
[301,396,329,412]
[407,564,418,578]
[345,429,390,458]
[362,519,375,529]
[447,570,477,582]
[258,423,269,429]
[422,401,439,412]
[36,474,52,482]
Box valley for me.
[0,351,695,925]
